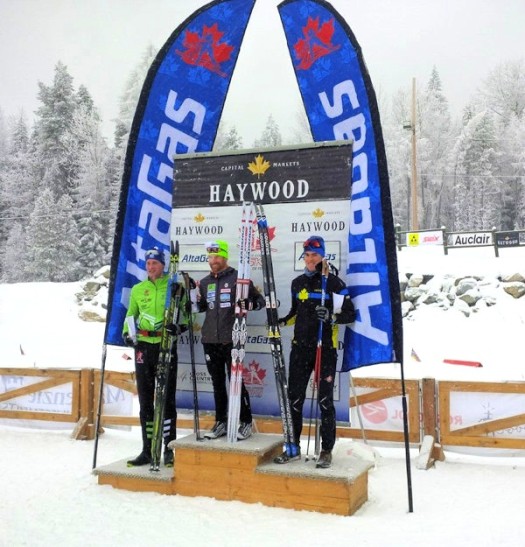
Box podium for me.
[94,433,373,516]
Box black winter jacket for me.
[281,263,356,349]
[197,266,265,344]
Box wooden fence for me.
[2,367,525,452]
[439,380,525,449]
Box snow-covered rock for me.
[400,271,525,317]
[503,281,525,299]
[76,266,110,322]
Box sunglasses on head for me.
[303,238,322,248]
[206,244,220,253]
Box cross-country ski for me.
[227,202,257,443]
[255,203,299,462]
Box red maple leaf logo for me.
[176,23,234,77]
[294,17,340,70]
[243,360,266,385]
[253,226,276,252]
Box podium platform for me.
[93,433,374,516]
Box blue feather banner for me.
[278,0,403,370]
[105,0,255,346]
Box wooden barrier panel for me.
[439,380,525,449]
[347,377,421,443]
[3,367,524,453]
[0,368,81,423]
[92,369,139,434]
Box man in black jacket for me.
[277,235,356,468]
[197,239,265,440]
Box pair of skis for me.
[150,241,200,471]
[227,202,299,459]
[227,203,256,442]
[255,204,299,459]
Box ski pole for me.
[92,343,107,469]
[305,364,318,461]
[183,272,201,441]
[307,260,328,461]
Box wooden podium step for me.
[94,433,374,516]
[94,457,174,495]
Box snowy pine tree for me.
[253,115,282,148]
[383,89,412,229]
[289,108,313,145]
[214,124,244,151]
[33,62,78,198]
[0,108,7,159]
[476,60,525,229]
[76,198,108,277]
[418,68,455,229]
[452,112,500,230]
[64,101,112,270]
[114,44,157,149]
[25,189,81,282]
[1,223,27,282]
[0,112,34,280]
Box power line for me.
[0,208,112,222]
[418,173,525,179]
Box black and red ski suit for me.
[280,262,355,451]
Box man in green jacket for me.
[122,247,184,467]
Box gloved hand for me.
[315,305,331,323]
[123,334,136,347]
[278,317,287,328]
[237,298,253,311]
[165,323,182,336]
[172,283,185,298]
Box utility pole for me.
[410,78,418,231]
[403,78,418,231]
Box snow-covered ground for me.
[1,423,524,546]
[1,245,525,546]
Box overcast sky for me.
[0,0,523,145]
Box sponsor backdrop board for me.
[173,142,352,421]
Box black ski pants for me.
[288,343,337,451]
[202,342,252,424]
[134,341,178,451]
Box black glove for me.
[278,317,287,328]
[172,283,184,298]
[123,334,136,347]
[315,305,331,323]
[237,298,253,311]
[165,323,182,336]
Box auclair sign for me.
[448,232,493,247]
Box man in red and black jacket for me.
[277,235,355,468]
